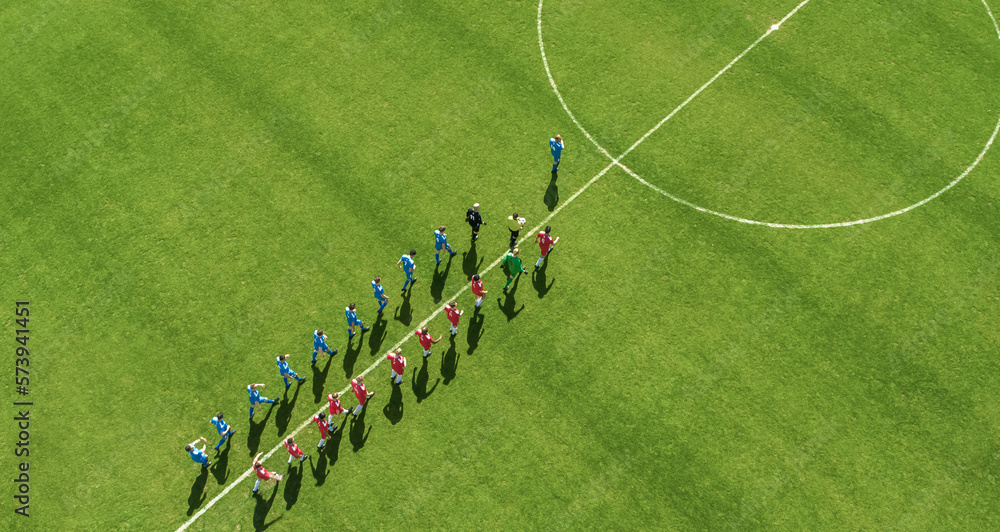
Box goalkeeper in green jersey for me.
[501,248,526,291]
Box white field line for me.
[179,2,1000,527]
[615,0,813,163]
[184,7,805,524]
[540,0,1000,229]
[177,162,619,532]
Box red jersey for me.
[313,416,330,439]
[327,394,346,415]
[537,231,555,256]
[416,330,433,349]
[445,306,462,326]
[471,278,485,297]
[386,352,407,374]
[284,440,304,458]
[254,463,272,480]
[351,379,369,405]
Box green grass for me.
[2,0,1000,530]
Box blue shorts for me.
[348,317,362,326]
[405,269,414,280]
[435,242,447,251]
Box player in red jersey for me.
[534,225,560,269]
[350,375,374,416]
[312,415,331,449]
[385,348,406,385]
[415,326,442,358]
[470,274,488,309]
[327,391,347,428]
[445,301,464,336]
[251,453,283,494]
[284,437,308,465]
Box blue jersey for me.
[189,442,207,462]
[346,307,359,323]
[248,385,261,404]
[434,230,448,250]
[211,417,228,435]
[400,254,415,272]
[314,330,328,349]
[277,357,292,376]
[550,138,564,160]
[372,281,385,298]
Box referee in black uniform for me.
[466,203,486,242]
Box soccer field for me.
[3,0,1000,530]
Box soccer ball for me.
[518,217,526,225]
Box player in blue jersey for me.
[185,437,211,468]
[550,135,564,174]
[248,383,276,420]
[185,437,211,467]
[210,412,235,451]
[396,249,417,292]
[312,329,338,363]
[434,226,457,265]
[345,303,370,339]
[277,354,306,388]
[372,276,389,313]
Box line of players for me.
[184,205,562,494]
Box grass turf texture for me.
[2,0,999,529]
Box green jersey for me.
[502,252,525,275]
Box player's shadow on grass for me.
[394,289,413,327]
[383,382,404,424]
[463,242,483,277]
[326,420,346,468]
[311,423,344,486]
[310,447,329,487]
[311,354,334,404]
[412,357,440,403]
[430,258,453,303]
[342,335,364,379]
[252,484,282,531]
[187,467,208,515]
[349,408,371,452]
[275,383,302,436]
[283,458,306,510]
[532,260,554,299]
[466,310,485,354]
[497,277,525,322]
[368,313,388,356]
[247,403,276,456]
[441,336,460,384]
[544,173,558,211]
[211,441,231,485]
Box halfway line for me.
[176,162,619,532]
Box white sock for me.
[254,479,261,491]
[287,455,293,465]
[424,350,431,356]
[391,370,398,380]
[319,438,325,447]
[450,326,457,334]
[353,404,363,415]
[396,376,403,384]
[475,298,482,307]
[327,414,333,424]
[536,257,543,267]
